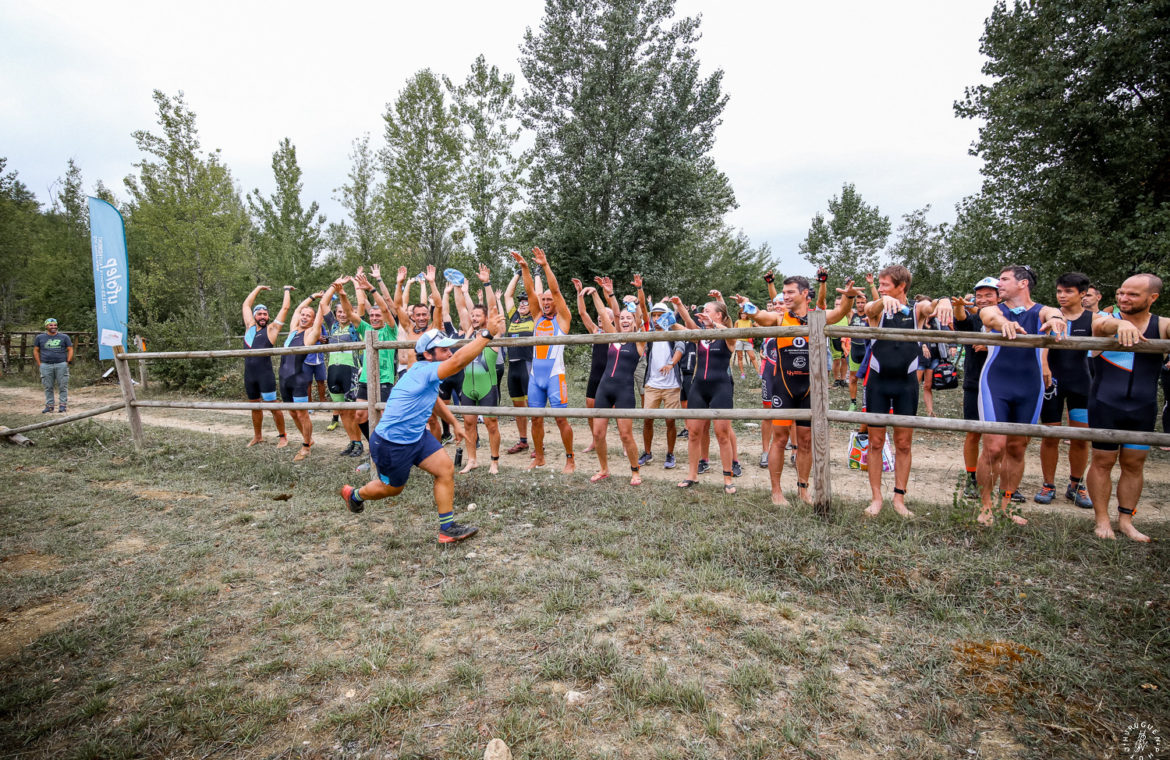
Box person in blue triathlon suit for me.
[1086,274,1168,543]
[339,311,504,544]
[862,265,954,518]
[241,284,290,448]
[1036,272,1098,508]
[512,247,576,473]
[975,265,1067,526]
[279,286,334,461]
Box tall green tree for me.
[247,137,326,287]
[0,158,40,329]
[519,0,736,285]
[124,90,250,332]
[379,69,466,274]
[29,160,95,330]
[955,0,1170,291]
[328,133,383,271]
[446,55,526,268]
[799,183,891,283]
[886,206,952,297]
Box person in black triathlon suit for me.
[242,284,290,448]
[280,286,333,461]
[1086,274,1168,542]
[1036,272,1097,508]
[504,272,538,455]
[671,296,739,494]
[862,265,953,518]
[574,277,616,455]
[951,277,1001,499]
[582,286,645,485]
[736,276,861,506]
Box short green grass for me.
[0,394,1167,758]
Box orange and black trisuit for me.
[769,311,812,428]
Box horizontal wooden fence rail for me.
[826,409,1170,448]
[0,401,127,438]
[826,325,1170,354]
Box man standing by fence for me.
[976,265,1067,526]
[862,265,952,518]
[1086,274,1168,543]
[241,287,288,447]
[34,318,72,413]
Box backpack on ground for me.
[931,359,959,390]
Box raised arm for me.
[304,286,336,346]
[370,264,392,306]
[826,281,864,324]
[669,296,699,331]
[531,247,570,329]
[454,282,473,333]
[573,279,599,334]
[764,270,778,302]
[243,284,270,329]
[437,310,507,380]
[267,286,295,343]
[337,282,363,326]
[592,288,616,333]
[816,268,829,310]
[510,251,538,307]
[731,294,783,327]
[426,265,443,330]
[504,271,520,314]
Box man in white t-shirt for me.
[636,301,685,470]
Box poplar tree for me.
[247,137,326,287]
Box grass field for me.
[1,399,1168,759]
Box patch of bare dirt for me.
[0,551,61,575]
[0,599,87,659]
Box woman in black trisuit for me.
[575,278,613,454]
[581,287,646,485]
[671,296,739,494]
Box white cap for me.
[974,276,999,291]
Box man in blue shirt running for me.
[339,310,505,544]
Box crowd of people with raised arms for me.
[238,250,1167,545]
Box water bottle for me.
[453,447,464,467]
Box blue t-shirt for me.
[374,361,443,443]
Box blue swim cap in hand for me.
[444,268,466,286]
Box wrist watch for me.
[478,329,492,340]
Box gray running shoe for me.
[638,451,653,466]
[697,459,710,475]
[1066,482,1092,509]
[758,452,769,468]
[664,453,676,469]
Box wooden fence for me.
[4,316,1170,515]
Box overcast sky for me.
[1,0,993,274]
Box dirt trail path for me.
[3,384,1167,522]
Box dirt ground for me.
[2,382,1167,524]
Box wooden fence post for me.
[134,335,148,389]
[808,310,832,516]
[113,345,145,450]
[363,330,381,480]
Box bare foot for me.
[459,460,478,475]
[976,508,994,526]
[771,491,789,506]
[893,503,916,518]
[798,487,813,506]
[275,435,289,449]
[489,462,499,475]
[528,455,546,470]
[630,473,642,486]
[590,471,610,483]
[1094,522,1116,540]
[293,443,311,462]
[1008,513,1028,525]
[563,456,576,475]
[583,443,596,453]
[247,436,264,447]
[1119,522,1150,542]
[863,499,883,516]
